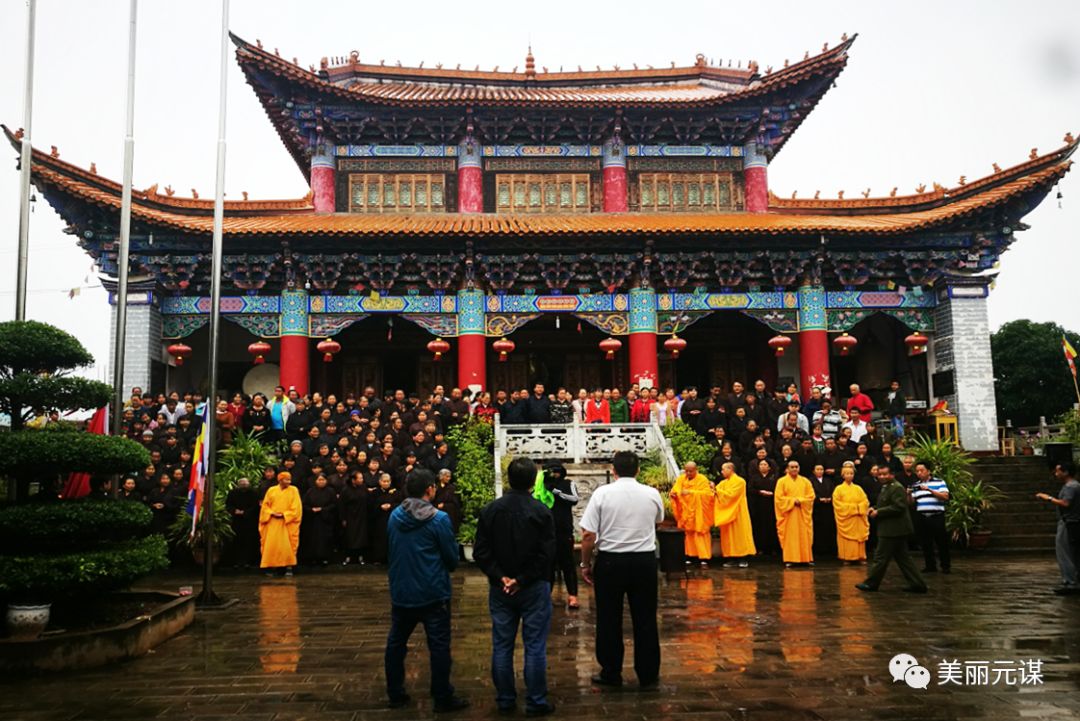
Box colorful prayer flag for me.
[186,403,211,537]
[1064,335,1078,378]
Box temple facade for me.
[6,33,1074,451]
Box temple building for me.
[5,33,1074,451]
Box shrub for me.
[661,420,714,469]
[0,536,169,603]
[446,420,495,544]
[0,500,153,553]
[0,321,93,375]
[905,433,974,487]
[216,430,279,493]
[0,429,150,477]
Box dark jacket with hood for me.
[387,497,459,607]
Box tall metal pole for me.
[14,0,37,321]
[111,0,138,453]
[198,0,230,606]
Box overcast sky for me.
[0,0,1077,380]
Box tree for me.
[0,320,148,500]
[990,319,1080,427]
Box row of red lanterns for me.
[767,332,931,357]
[168,330,931,368]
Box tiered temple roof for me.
[6,124,1072,240]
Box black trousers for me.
[864,535,927,590]
[915,512,950,571]
[554,532,578,596]
[593,551,660,685]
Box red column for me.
[602,138,628,212]
[457,139,483,213]
[743,142,768,214]
[628,287,658,388]
[279,336,310,396]
[797,284,830,395]
[311,152,336,214]
[457,335,486,391]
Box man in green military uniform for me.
[609,388,630,424]
[856,466,928,593]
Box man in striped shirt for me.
[911,462,951,574]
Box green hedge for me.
[661,420,715,469]
[0,535,169,602]
[0,320,93,373]
[0,375,112,420]
[0,500,153,553]
[446,420,495,544]
[0,430,150,477]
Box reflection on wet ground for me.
[3,554,1079,720]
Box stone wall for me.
[931,284,999,451]
[108,297,165,394]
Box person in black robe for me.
[146,472,181,535]
[433,469,462,534]
[747,459,778,556]
[119,476,143,502]
[226,476,261,567]
[257,465,278,500]
[243,394,272,438]
[367,473,401,564]
[544,463,581,609]
[809,463,837,558]
[301,475,338,566]
[340,471,370,565]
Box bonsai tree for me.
[0,321,164,622]
[0,320,148,500]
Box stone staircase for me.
[976,456,1058,552]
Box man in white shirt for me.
[580,451,664,691]
[842,407,869,443]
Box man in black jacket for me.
[885,380,907,439]
[474,458,556,716]
[523,383,553,425]
[544,463,580,609]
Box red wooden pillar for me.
[456,288,486,392]
[628,287,658,389]
[279,289,310,396]
[457,139,483,213]
[602,138,628,212]
[743,142,768,214]
[310,148,336,214]
[797,284,830,395]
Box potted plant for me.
[446,420,496,555]
[944,480,1002,549]
[640,452,685,574]
[168,494,235,566]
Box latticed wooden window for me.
[637,172,738,212]
[348,174,446,212]
[495,174,591,213]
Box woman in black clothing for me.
[748,459,779,556]
[301,475,338,566]
[340,471,370,565]
[243,394,271,437]
[367,473,401,564]
[146,472,181,535]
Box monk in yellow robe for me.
[259,471,303,575]
[832,465,870,563]
[774,460,815,566]
[713,462,756,565]
[671,462,715,565]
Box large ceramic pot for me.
[967,529,992,551]
[656,526,686,574]
[6,603,51,639]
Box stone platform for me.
[2,554,1078,721]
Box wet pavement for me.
[3,554,1079,721]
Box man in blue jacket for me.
[384,468,469,713]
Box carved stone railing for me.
[493,414,679,497]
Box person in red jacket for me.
[846,383,875,418]
[584,388,611,424]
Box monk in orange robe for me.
[832,465,870,563]
[713,462,756,566]
[671,462,715,566]
[774,460,815,566]
[259,471,303,575]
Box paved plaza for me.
[3,555,1079,721]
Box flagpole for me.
[14,0,37,321]
[111,0,138,497]
[198,0,230,607]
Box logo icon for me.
[890,653,930,689]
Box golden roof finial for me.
[890,187,897,197]
[791,190,798,199]
[958,175,966,186]
[50,145,59,158]
[861,188,871,198]
[1065,132,1075,144]
[164,185,175,197]
[242,191,249,201]
[1030,148,1039,160]
[837,190,845,199]
[89,162,97,174]
[813,190,820,199]
[191,189,199,199]
[916,183,926,193]
[992,163,1001,173]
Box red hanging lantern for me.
[247,340,272,365]
[905,332,930,355]
[166,342,192,366]
[768,334,792,357]
[599,336,622,360]
[317,337,342,363]
[833,332,858,356]
[492,337,515,362]
[664,334,687,359]
[427,337,451,361]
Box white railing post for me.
[572,415,584,464]
[493,413,503,498]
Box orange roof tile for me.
[234,33,855,109]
